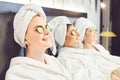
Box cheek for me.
[84,33,97,42]
[90,33,97,39]
[66,36,76,43]
[84,34,91,39]
[49,33,52,39]
[28,33,43,44]
[86,32,94,38]
[84,33,92,42]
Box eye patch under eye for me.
[90,30,94,32]
[89,28,96,32]
[71,30,77,36]
[37,27,44,34]
[46,25,51,32]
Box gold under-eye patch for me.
[90,29,94,32]
[89,28,97,32]
[37,27,44,34]
[71,30,77,36]
[46,25,51,32]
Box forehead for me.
[86,27,96,30]
[67,25,75,31]
[28,15,46,28]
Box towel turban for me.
[48,16,70,55]
[14,4,46,47]
[74,17,96,41]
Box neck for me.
[26,47,46,63]
[83,42,93,49]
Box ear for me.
[24,39,28,45]
[24,34,28,45]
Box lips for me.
[76,36,80,40]
[42,38,46,41]
[42,38,49,41]
[42,36,51,42]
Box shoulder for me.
[94,44,105,49]
[94,44,110,54]
[5,62,28,80]
[93,44,107,51]
[45,54,57,61]
[45,54,62,65]
[5,57,44,80]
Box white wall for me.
[87,0,101,43]
[0,0,101,42]
[0,0,86,12]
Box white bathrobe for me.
[58,47,106,80]
[58,47,120,80]
[93,44,110,54]
[5,54,71,80]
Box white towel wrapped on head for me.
[14,4,46,47]
[74,17,96,41]
[48,16,71,55]
[48,16,70,31]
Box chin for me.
[44,43,52,49]
[77,41,81,44]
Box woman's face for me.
[111,75,120,80]
[84,27,97,44]
[25,15,52,50]
[64,25,80,48]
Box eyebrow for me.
[71,28,77,31]
[34,25,42,29]
[45,24,48,27]
[34,24,48,29]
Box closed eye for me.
[36,26,44,34]
[45,25,52,32]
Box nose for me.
[95,30,97,34]
[76,31,80,37]
[44,29,50,35]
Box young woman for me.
[74,17,120,80]
[74,17,110,54]
[5,4,70,80]
[49,16,106,80]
